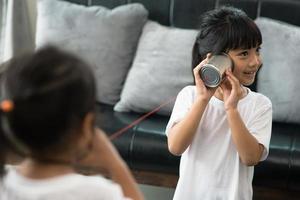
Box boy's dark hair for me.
[192,6,262,70]
[0,46,96,177]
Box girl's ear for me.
[82,112,96,141]
[74,112,95,161]
[78,112,95,151]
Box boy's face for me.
[227,45,262,86]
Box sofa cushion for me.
[36,0,148,105]
[114,20,196,115]
[255,17,300,124]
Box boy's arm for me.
[222,70,264,166]
[168,55,216,156]
[226,109,264,166]
[168,98,208,156]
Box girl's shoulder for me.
[2,165,124,199]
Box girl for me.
[0,46,144,200]
[166,6,272,200]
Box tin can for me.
[199,54,233,88]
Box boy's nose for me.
[249,54,261,67]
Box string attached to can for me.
[109,97,176,140]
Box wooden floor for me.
[252,186,300,200]
[6,153,299,199]
[132,170,300,200]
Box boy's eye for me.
[256,47,261,53]
[239,51,248,56]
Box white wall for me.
[26,0,37,39]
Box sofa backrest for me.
[67,0,300,28]
[65,0,300,92]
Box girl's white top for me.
[0,165,130,200]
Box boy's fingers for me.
[206,53,212,59]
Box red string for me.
[109,97,176,140]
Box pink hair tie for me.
[0,100,14,113]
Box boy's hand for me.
[193,53,217,101]
[220,69,241,111]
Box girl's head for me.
[192,6,262,86]
[0,46,96,176]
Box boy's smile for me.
[228,46,262,86]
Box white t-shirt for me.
[165,86,272,200]
[0,165,130,200]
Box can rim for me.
[200,64,222,88]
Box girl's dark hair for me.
[0,46,96,177]
[192,6,262,70]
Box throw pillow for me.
[255,17,300,123]
[36,0,148,104]
[114,21,197,115]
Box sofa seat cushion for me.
[96,103,300,191]
[96,103,179,173]
[254,122,296,189]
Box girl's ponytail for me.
[0,100,19,178]
[0,103,8,178]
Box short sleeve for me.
[68,175,131,200]
[93,177,130,200]
[104,183,126,200]
[165,86,195,136]
[0,168,130,200]
[248,97,272,161]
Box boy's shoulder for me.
[177,85,197,100]
[181,85,196,91]
[248,89,272,107]
[179,85,196,95]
